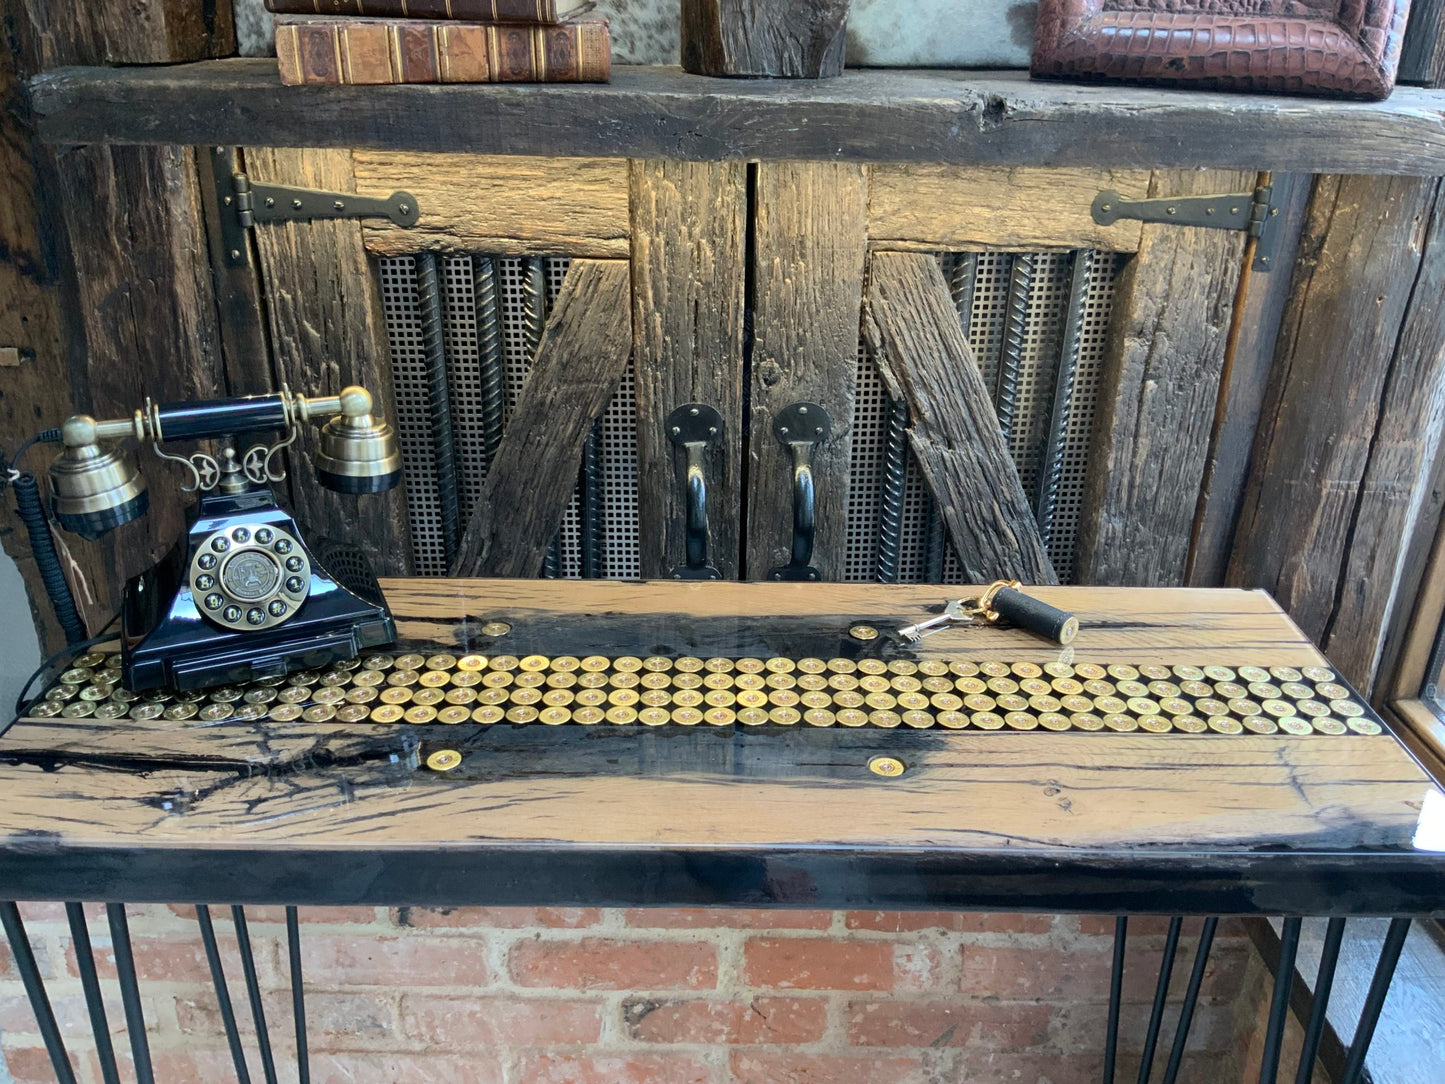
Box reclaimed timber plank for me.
[27,62,1445,175]
[354,152,630,258]
[1402,0,1445,87]
[864,251,1057,584]
[1075,169,1251,587]
[244,147,415,578]
[868,165,1150,253]
[630,160,748,579]
[452,259,633,578]
[1229,176,1445,693]
[746,161,867,581]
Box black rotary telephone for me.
[40,386,402,691]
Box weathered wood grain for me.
[868,165,1150,253]
[1402,0,1445,87]
[1187,172,1311,587]
[244,147,414,578]
[354,151,630,257]
[1,581,1442,914]
[681,0,851,77]
[1075,169,1251,587]
[746,161,867,581]
[630,161,747,579]
[864,252,1057,585]
[20,0,233,66]
[29,62,1445,175]
[452,259,633,578]
[1231,176,1445,693]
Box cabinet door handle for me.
[666,404,723,580]
[769,402,832,582]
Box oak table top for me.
[1,581,1441,915]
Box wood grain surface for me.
[746,162,867,581]
[867,165,1150,253]
[354,151,630,257]
[1075,169,1251,587]
[680,0,851,78]
[245,147,416,578]
[864,252,1057,584]
[630,160,748,579]
[452,259,633,577]
[30,62,1445,175]
[1230,176,1445,693]
[2,581,1442,913]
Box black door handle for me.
[769,402,832,582]
[666,404,723,580]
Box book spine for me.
[275,18,610,84]
[266,0,558,23]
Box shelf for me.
[30,58,1445,172]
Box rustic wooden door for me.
[235,151,1263,593]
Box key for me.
[898,599,973,643]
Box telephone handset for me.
[43,385,403,691]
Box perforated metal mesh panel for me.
[382,248,1119,583]
[844,251,1123,584]
[380,255,640,578]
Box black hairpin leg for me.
[196,905,252,1084]
[1161,916,1218,1084]
[876,396,908,584]
[231,907,278,1084]
[1,902,77,1084]
[107,903,154,1084]
[1259,917,1302,1084]
[1103,916,1127,1084]
[1340,918,1410,1084]
[1295,917,1345,1084]
[287,906,310,1084]
[581,419,604,579]
[417,252,461,566]
[67,903,119,1084]
[1136,916,1184,1084]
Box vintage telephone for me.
[41,386,402,691]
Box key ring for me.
[962,579,1023,623]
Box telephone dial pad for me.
[188,523,311,632]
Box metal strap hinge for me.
[1092,185,1282,271]
[210,147,419,268]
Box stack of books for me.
[270,1,611,86]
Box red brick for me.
[311,1051,504,1084]
[845,911,1053,934]
[176,989,394,1042]
[301,933,489,986]
[400,994,601,1045]
[240,905,380,925]
[74,933,262,985]
[2,1043,85,1084]
[397,906,601,929]
[3,935,55,980]
[624,908,832,930]
[845,999,1053,1048]
[15,903,66,922]
[1078,915,1185,937]
[509,938,716,991]
[519,1053,714,1084]
[1,993,141,1037]
[730,1052,926,1084]
[952,1048,1107,1083]
[743,938,921,991]
[960,945,1112,1001]
[624,996,827,1044]
[150,1048,261,1082]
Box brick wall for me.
[1,905,1266,1083]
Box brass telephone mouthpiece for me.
[315,386,403,495]
[47,415,149,539]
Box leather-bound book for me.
[274,15,611,84]
[266,0,594,22]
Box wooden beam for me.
[1186,173,1312,587]
[680,0,850,78]
[746,161,867,581]
[452,259,633,578]
[1074,169,1251,587]
[1402,0,1445,87]
[28,62,1445,176]
[20,0,233,66]
[355,151,630,258]
[1229,176,1445,693]
[864,251,1057,585]
[245,146,415,578]
[630,160,748,579]
[868,165,1150,253]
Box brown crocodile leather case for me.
[1032,0,1412,100]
